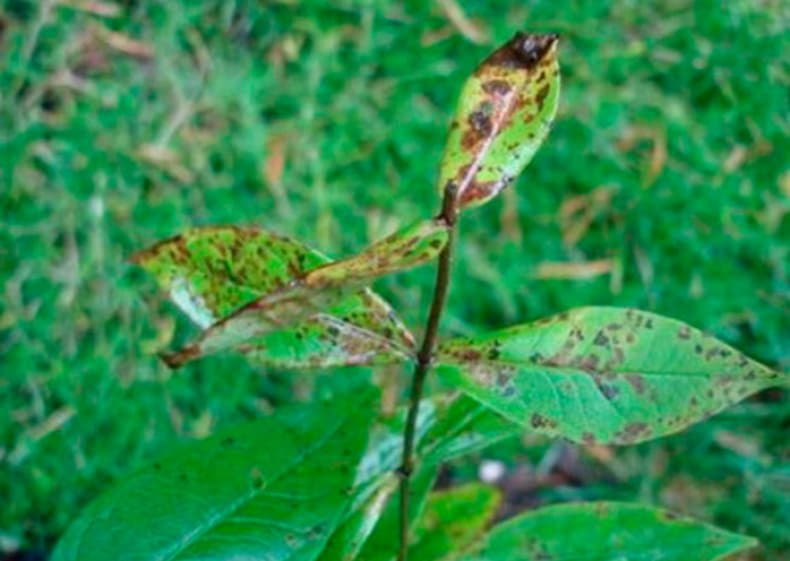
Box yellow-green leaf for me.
[131,226,415,369]
[160,220,446,368]
[437,32,560,210]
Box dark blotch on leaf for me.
[593,330,609,347]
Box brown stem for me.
[397,186,458,561]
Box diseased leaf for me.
[131,226,415,368]
[456,501,758,561]
[153,220,447,368]
[130,226,325,325]
[408,483,501,561]
[436,307,787,445]
[52,392,377,561]
[303,219,449,288]
[437,32,560,210]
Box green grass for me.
[1,0,788,557]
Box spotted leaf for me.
[303,219,449,288]
[437,32,560,210]
[52,392,378,561]
[436,307,787,445]
[131,226,414,369]
[456,502,757,561]
[160,220,447,368]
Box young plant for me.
[52,32,787,561]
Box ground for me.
[0,0,787,559]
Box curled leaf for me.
[131,226,414,369]
[437,32,560,210]
[160,220,447,368]
[436,307,786,445]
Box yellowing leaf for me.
[437,32,560,210]
[131,226,414,369]
[159,220,447,368]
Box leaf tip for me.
[506,31,559,67]
[160,345,198,369]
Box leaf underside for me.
[52,392,378,561]
[456,501,757,561]
[437,32,560,210]
[131,226,415,368]
[437,307,786,445]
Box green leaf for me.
[317,395,517,561]
[52,392,378,561]
[456,501,758,561]
[131,226,415,368]
[437,32,560,210]
[420,393,520,465]
[154,220,447,368]
[317,474,399,561]
[408,483,501,561]
[436,307,786,445]
[356,465,439,561]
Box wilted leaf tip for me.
[487,32,559,70]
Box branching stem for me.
[397,186,458,561]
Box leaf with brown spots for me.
[131,226,418,369]
[435,307,787,445]
[437,32,560,210]
[155,220,447,367]
[455,502,757,561]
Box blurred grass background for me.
[0,0,788,558]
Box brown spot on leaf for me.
[482,79,512,95]
[535,83,550,109]
[625,374,646,394]
[616,422,651,443]
[593,330,609,347]
[530,413,556,429]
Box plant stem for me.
[397,188,458,561]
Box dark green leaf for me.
[409,483,500,561]
[437,32,560,210]
[317,394,518,561]
[456,501,757,561]
[52,393,377,561]
[437,307,786,444]
[317,474,399,561]
[131,226,415,368]
[419,393,520,465]
[356,465,439,561]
